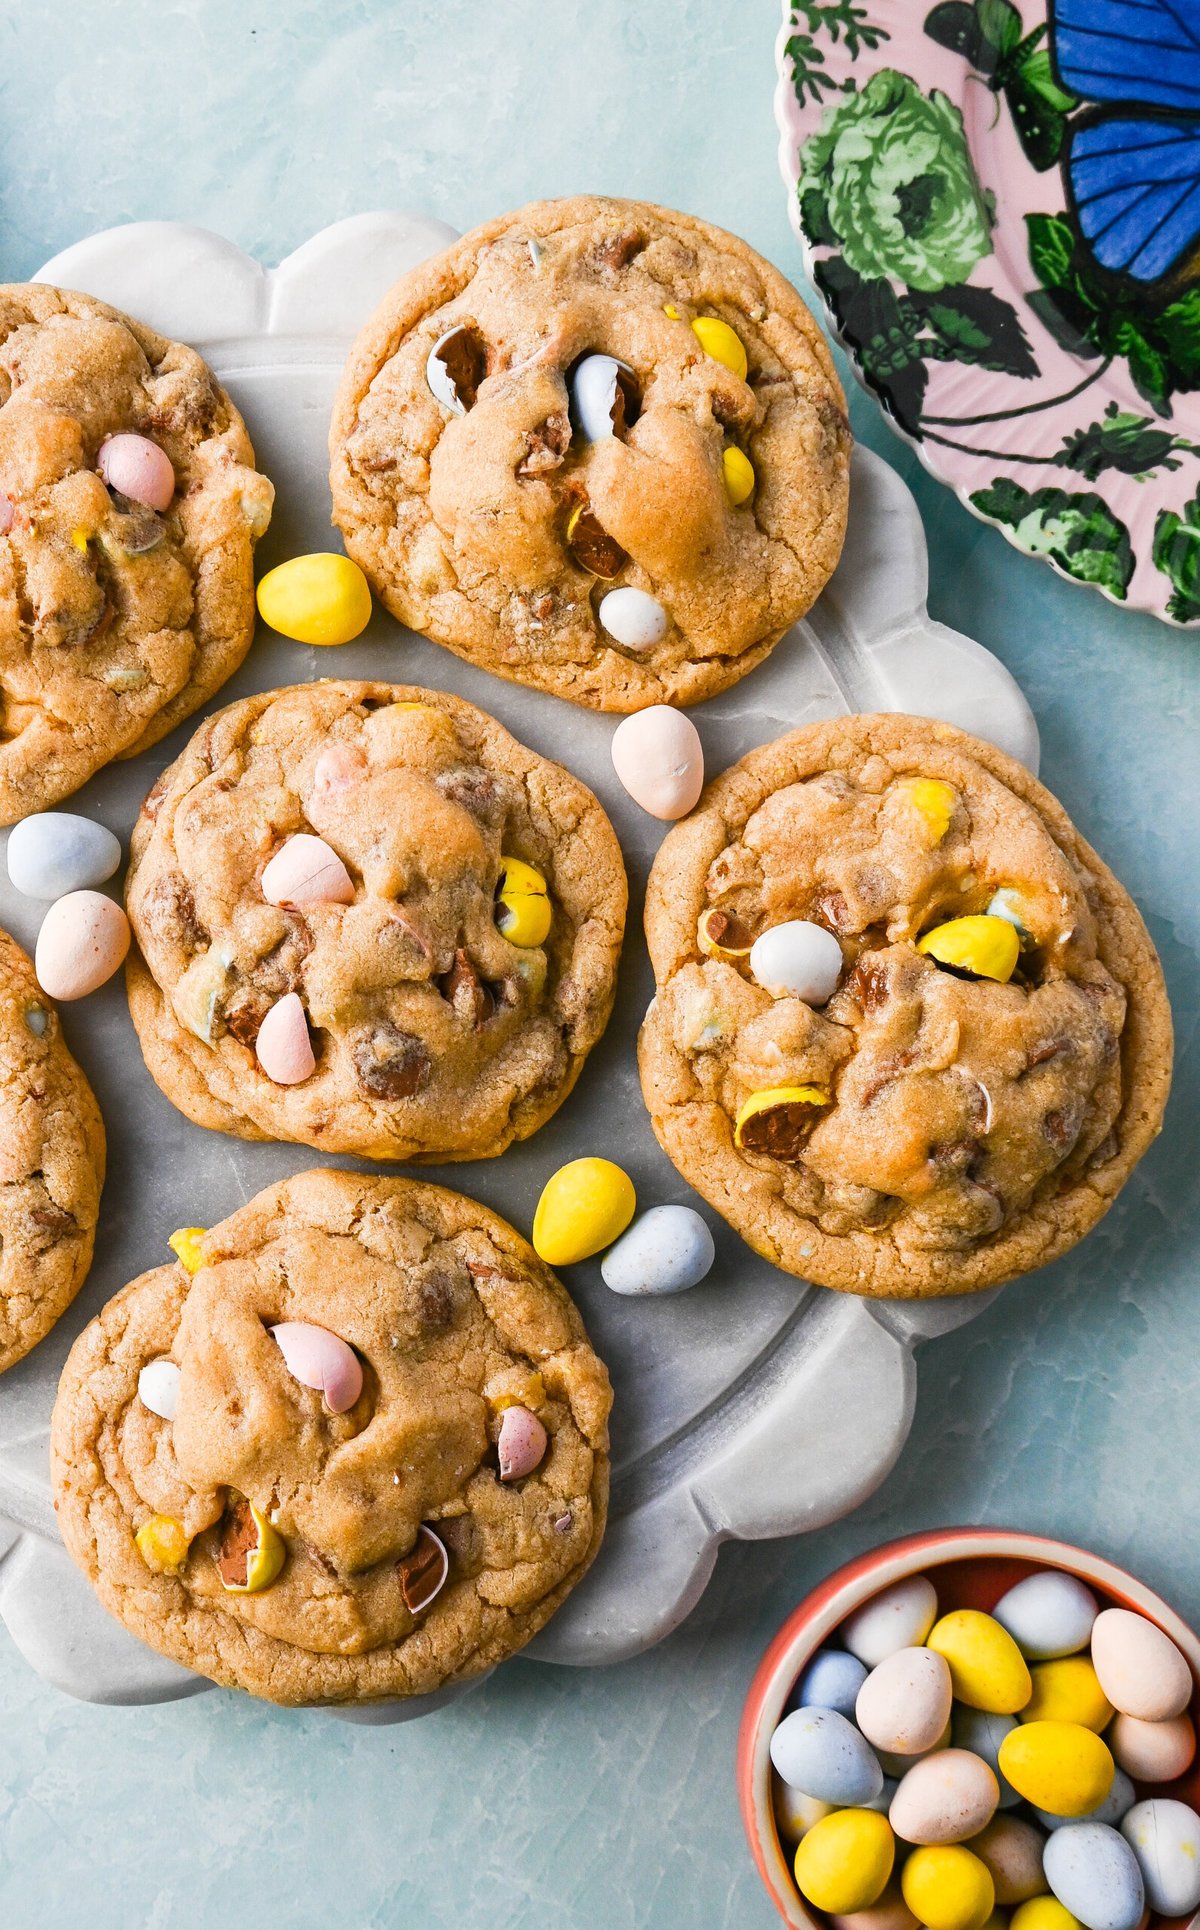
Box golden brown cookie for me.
[124,681,626,1160]
[0,282,274,823]
[50,1169,611,1705]
[0,927,104,1370]
[329,195,850,711]
[638,715,1172,1297]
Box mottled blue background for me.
[0,4,1194,1925]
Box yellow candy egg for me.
[899,777,959,843]
[495,856,552,948]
[135,1514,190,1574]
[928,1610,1032,1713]
[917,915,1020,984]
[734,1085,830,1156]
[1010,1901,1084,1930]
[216,1496,286,1595]
[902,1844,995,1930]
[532,1158,636,1266]
[793,1808,894,1914]
[691,315,748,380]
[256,552,372,646]
[168,1227,208,1275]
[997,1720,1114,1815]
[722,446,755,506]
[1021,1656,1113,1733]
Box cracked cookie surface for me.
[50,1168,611,1704]
[638,715,1172,1297]
[0,927,105,1370]
[329,195,850,711]
[0,282,274,823]
[124,681,626,1160]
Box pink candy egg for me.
[260,833,354,908]
[829,1886,919,1930]
[255,992,315,1084]
[270,1320,363,1413]
[97,433,176,510]
[1110,1709,1197,1782]
[888,1747,1000,1845]
[497,1405,548,1481]
[1091,1607,1193,1721]
[311,743,366,802]
[610,705,704,820]
[856,1647,954,1757]
[35,890,129,999]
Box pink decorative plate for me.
[774,0,1200,626]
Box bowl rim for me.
[736,1526,1200,1930]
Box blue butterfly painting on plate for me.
[1053,0,1200,283]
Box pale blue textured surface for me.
[0,5,1194,1926]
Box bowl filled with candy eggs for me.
[738,1529,1200,1930]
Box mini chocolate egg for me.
[953,1707,1022,1808]
[993,1573,1098,1661]
[610,706,703,819]
[889,1748,999,1846]
[771,1773,832,1846]
[829,1881,919,1930]
[970,1815,1047,1905]
[255,992,315,1085]
[261,833,354,908]
[998,1721,1114,1818]
[532,1158,635,1267]
[569,353,638,443]
[600,1205,715,1296]
[843,1575,939,1668]
[793,1807,895,1914]
[1109,1709,1196,1782]
[1032,1767,1135,1834]
[7,812,121,899]
[749,919,844,1006]
[35,890,129,999]
[496,1405,548,1482]
[901,1843,995,1930]
[793,1648,870,1720]
[929,1610,1032,1714]
[97,432,175,509]
[1022,1657,1113,1732]
[271,1321,362,1413]
[1010,1902,1084,1930]
[1042,1822,1144,1930]
[1120,1796,1200,1914]
[598,586,668,651]
[856,1646,954,1757]
[769,1706,884,1807]
[137,1358,181,1422]
[1090,1607,1193,1721]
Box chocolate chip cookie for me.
[638,715,1172,1297]
[124,681,626,1160]
[0,283,274,823]
[50,1168,612,1705]
[0,927,105,1370]
[329,195,850,711]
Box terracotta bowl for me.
[738,1528,1200,1930]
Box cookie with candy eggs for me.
[329,195,850,711]
[638,712,1172,1297]
[0,283,274,822]
[50,1168,611,1705]
[123,680,626,1161]
[0,926,105,1371]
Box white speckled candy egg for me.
[1110,1709,1196,1781]
[749,920,843,1006]
[888,1747,1000,1845]
[794,1648,870,1720]
[1033,1765,1136,1833]
[856,1647,954,1757]
[599,586,669,651]
[1121,1796,1200,1914]
[569,353,635,442]
[769,1706,884,1807]
[1042,1821,1144,1930]
[952,1707,1022,1808]
[600,1205,715,1296]
[993,1572,1098,1660]
[35,891,130,999]
[772,1775,832,1846]
[137,1358,181,1422]
[1090,1607,1193,1720]
[7,813,121,899]
[610,706,703,820]
[842,1575,939,1668]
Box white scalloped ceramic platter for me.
[0,216,1038,1723]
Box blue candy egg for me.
[791,1647,869,1720]
[7,812,121,899]
[1043,1821,1145,1930]
[768,1706,884,1807]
